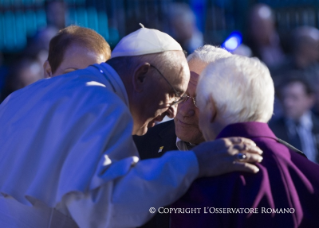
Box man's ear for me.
[43,60,53,78]
[206,95,218,123]
[132,63,150,92]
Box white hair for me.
[196,55,274,124]
[187,45,232,63]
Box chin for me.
[133,125,148,136]
[176,131,202,144]
[137,128,148,136]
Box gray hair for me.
[197,55,274,124]
[187,45,232,63]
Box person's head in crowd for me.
[45,0,67,30]
[4,57,43,97]
[168,3,203,53]
[278,76,315,122]
[249,4,275,46]
[247,4,285,68]
[174,45,232,144]
[292,26,319,69]
[44,25,111,77]
[196,55,274,140]
[107,27,190,136]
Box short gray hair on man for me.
[186,45,232,63]
[196,55,274,124]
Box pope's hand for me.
[193,137,263,178]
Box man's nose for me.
[166,104,178,118]
[177,101,195,117]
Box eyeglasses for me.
[150,64,186,106]
[180,95,197,107]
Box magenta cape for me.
[171,122,319,228]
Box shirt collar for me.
[285,111,313,131]
[299,111,313,130]
[176,137,196,151]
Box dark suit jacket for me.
[269,114,319,164]
[133,120,177,228]
[133,120,177,160]
[171,122,319,228]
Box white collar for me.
[176,137,196,151]
[94,63,130,107]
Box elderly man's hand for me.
[193,137,263,178]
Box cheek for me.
[198,111,207,132]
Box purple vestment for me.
[171,122,319,228]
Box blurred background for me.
[2,0,319,163]
[1,0,319,83]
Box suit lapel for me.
[158,120,178,153]
[133,120,178,160]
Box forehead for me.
[187,59,207,93]
[60,44,105,66]
[188,59,207,75]
[165,57,190,95]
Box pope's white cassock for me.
[0,63,198,227]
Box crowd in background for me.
[0,0,319,164]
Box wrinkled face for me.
[174,59,207,144]
[51,44,107,77]
[281,82,314,120]
[133,53,190,136]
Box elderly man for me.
[134,45,233,228]
[134,45,232,159]
[0,28,262,227]
[171,55,319,228]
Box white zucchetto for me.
[111,24,182,58]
